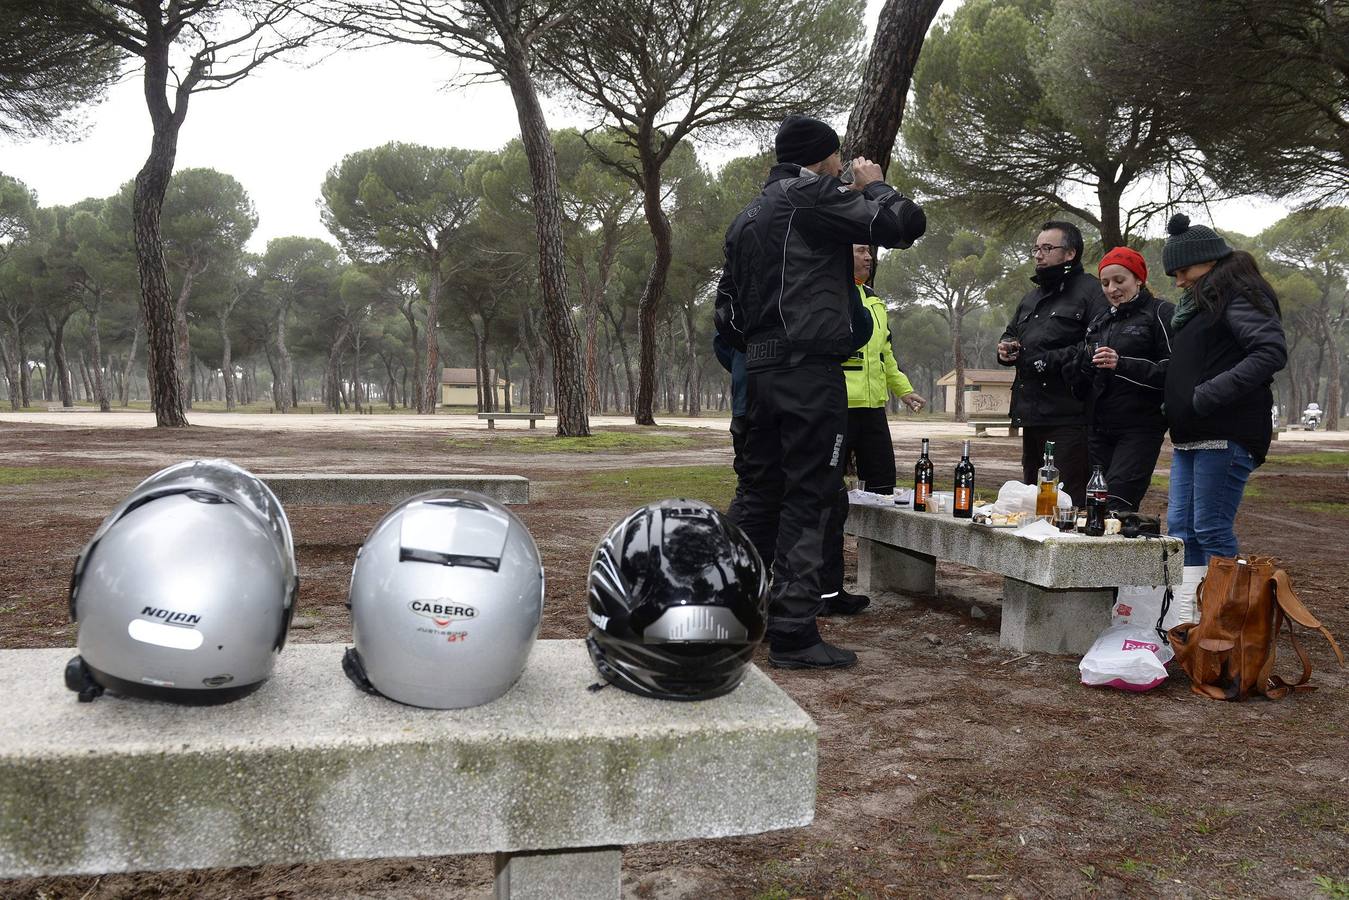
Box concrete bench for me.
[478,412,549,430]
[970,419,1019,437]
[0,641,816,897]
[259,473,529,506]
[845,503,1181,654]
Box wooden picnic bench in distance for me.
[478,411,550,430]
[845,502,1181,654]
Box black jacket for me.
[714,163,925,371]
[1068,288,1175,432]
[999,263,1109,427]
[1165,292,1287,464]
[713,288,874,417]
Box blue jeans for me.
[1167,443,1256,566]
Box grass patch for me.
[0,466,99,486]
[1315,874,1349,899]
[1264,451,1349,469]
[445,429,698,454]
[1292,502,1349,517]
[587,464,736,509]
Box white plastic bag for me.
[989,481,1072,516]
[1113,584,1192,631]
[1112,585,1167,626]
[1079,624,1174,692]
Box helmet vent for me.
[644,606,748,644]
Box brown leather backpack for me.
[1168,556,1344,701]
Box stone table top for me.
[846,502,1182,589]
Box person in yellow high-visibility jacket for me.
[821,244,927,615]
[844,244,926,487]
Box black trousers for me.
[821,406,896,595]
[727,363,847,652]
[1020,424,1089,507]
[728,415,780,569]
[1087,426,1166,513]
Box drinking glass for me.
[1055,506,1078,532]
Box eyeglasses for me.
[1030,244,1067,257]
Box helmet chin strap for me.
[64,655,105,703]
[341,647,378,695]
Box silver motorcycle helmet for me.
[65,459,298,704]
[343,490,544,709]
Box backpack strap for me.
[1264,612,1314,699]
[1271,569,1345,666]
[1153,537,1172,641]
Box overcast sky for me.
[1,0,1287,253]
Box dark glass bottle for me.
[1085,465,1109,536]
[953,440,974,518]
[913,437,933,511]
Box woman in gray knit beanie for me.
[1160,213,1287,625]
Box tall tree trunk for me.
[497,27,588,436]
[841,0,946,172]
[16,324,31,407]
[1321,307,1342,431]
[421,255,442,414]
[173,261,204,409]
[45,313,73,407]
[681,301,701,417]
[120,323,140,407]
[88,311,110,412]
[133,21,190,427]
[634,153,673,426]
[498,351,512,413]
[952,311,967,422]
[326,320,352,413]
[520,306,547,414]
[603,301,636,414]
[220,312,236,411]
[274,308,293,412]
[1095,177,1126,250]
[0,328,19,411]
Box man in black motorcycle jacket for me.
[714,114,926,670]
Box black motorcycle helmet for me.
[586,499,768,701]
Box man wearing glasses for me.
[996,221,1107,505]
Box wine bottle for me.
[1035,441,1059,517]
[953,440,974,518]
[913,437,933,511]
[1085,465,1109,536]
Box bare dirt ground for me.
[2,420,1348,899]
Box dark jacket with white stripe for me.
[1069,287,1175,432]
[714,163,926,372]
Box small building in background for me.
[936,368,1014,417]
[440,367,513,408]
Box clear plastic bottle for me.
[1084,465,1109,536]
[1035,441,1059,517]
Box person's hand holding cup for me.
[997,339,1021,363]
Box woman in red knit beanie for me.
[1067,246,1175,517]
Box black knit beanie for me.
[774,115,840,166]
[1162,213,1233,275]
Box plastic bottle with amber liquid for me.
[1035,441,1059,518]
[1084,465,1109,536]
[913,437,934,511]
[953,440,974,518]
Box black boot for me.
[820,589,871,617]
[768,640,859,669]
